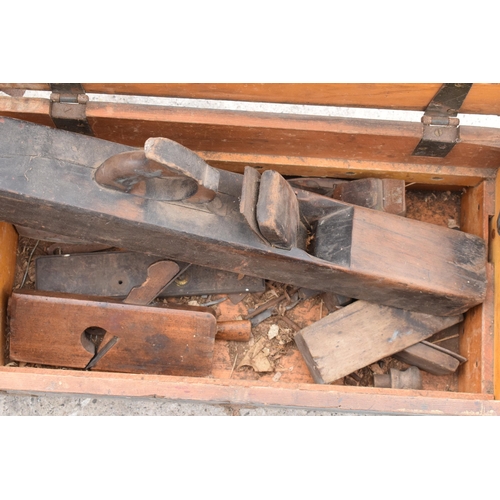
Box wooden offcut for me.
[294,301,463,384]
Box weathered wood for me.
[15,225,97,245]
[122,261,180,305]
[256,170,299,249]
[331,178,406,216]
[394,342,461,376]
[8,290,217,376]
[294,300,463,384]
[35,252,265,297]
[0,118,487,316]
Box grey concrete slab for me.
[0,393,368,416]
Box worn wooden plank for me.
[0,118,487,316]
[8,290,217,376]
[294,300,463,384]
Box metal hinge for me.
[49,83,93,136]
[412,83,473,158]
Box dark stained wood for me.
[8,290,217,376]
[313,207,354,267]
[394,342,461,376]
[256,170,299,249]
[123,261,180,305]
[331,178,406,216]
[0,118,487,316]
[294,300,463,384]
[35,252,265,298]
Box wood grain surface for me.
[0,118,487,316]
[295,300,463,384]
[8,290,217,376]
[4,83,500,115]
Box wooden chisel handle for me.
[216,320,252,342]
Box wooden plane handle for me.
[95,137,219,203]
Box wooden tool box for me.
[0,83,499,415]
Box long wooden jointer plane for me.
[0,117,486,316]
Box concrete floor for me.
[0,393,364,416]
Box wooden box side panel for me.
[0,97,498,189]
[0,366,498,415]
[459,181,495,394]
[3,83,500,115]
[0,223,18,365]
[493,173,500,399]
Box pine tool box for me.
[0,83,499,415]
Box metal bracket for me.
[49,83,93,136]
[412,83,473,158]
